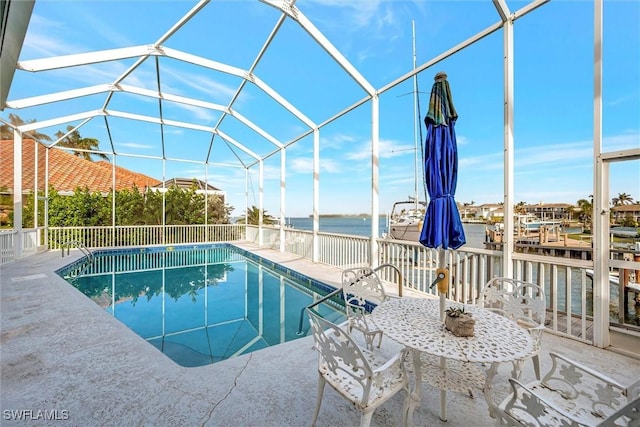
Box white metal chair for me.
[306,308,410,427]
[341,267,390,350]
[479,277,546,380]
[495,352,640,426]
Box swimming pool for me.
[57,244,345,367]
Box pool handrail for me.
[296,287,343,336]
[373,262,413,297]
[295,263,414,336]
[61,240,94,262]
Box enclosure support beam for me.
[33,140,38,232]
[13,129,23,259]
[371,95,380,268]
[279,150,286,253]
[312,129,320,263]
[259,161,264,246]
[44,148,50,250]
[592,0,609,348]
[498,4,515,279]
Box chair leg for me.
[375,331,383,348]
[311,375,326,427]
[401,388,411,427]
[532,354,541,380]
[360,410,374,427]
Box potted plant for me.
[444,306,475,337]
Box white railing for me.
[248,225,314,259]
[22,228,39,254]
[0,229,15,264]
[270,227,639,347]
[376,238,503,297]
[284,230,313,259]
[3,223,638,351]
[511,252,594,343]
[0,228,38,264]
[47,224,245,249]
[317,232,370,268]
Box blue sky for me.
[3,0,639,217]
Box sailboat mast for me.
[412,20,419,212]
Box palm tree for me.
[235,206,275,225]
[611,192,634,206]
[515,201,527,214]
[54,125,109,161]
[576,198,593,229]
[0,113,52,141]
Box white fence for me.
[0,230,15,264]
[0,228,38,263]
[2,223,639,349]
[47,225,245,249]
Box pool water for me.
[57,244,345,367]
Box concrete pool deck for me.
[2,243,639,426]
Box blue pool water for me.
[57,244,345,367]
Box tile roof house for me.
[1,139,161,194]
[151,178,224,195]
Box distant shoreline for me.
[308,214,387,218]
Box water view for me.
[287,216,485,249]
[285,217,487,249]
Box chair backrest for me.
[479,277,546,326]
[306,308,374,404]
[341,267,388,311]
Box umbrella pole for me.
[437,247,448,421]
[437,248,447,320]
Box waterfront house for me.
[612,203,640,224]
[524,202,573,222]
[474,203,504,222]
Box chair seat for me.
[496,352,640,427]
[501,382,622,426]
[307,308,410,427]
[318,345,407,410]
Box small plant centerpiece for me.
[444,306,475,337]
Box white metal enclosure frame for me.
[2,0,638,348]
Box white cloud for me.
[290,157,341,174]
[307,0,385,28]
[118,142,153,149]
[161,66,238,103]
[22,14,77,57]
[456,135,469,146]
[320,133,357,149]
[168,103,218,123]
[345,138,415,161]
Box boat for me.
[387,200,426,241]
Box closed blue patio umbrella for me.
[419,71,466,252]
[419,71,466,423]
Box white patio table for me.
[369,296,535,424]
